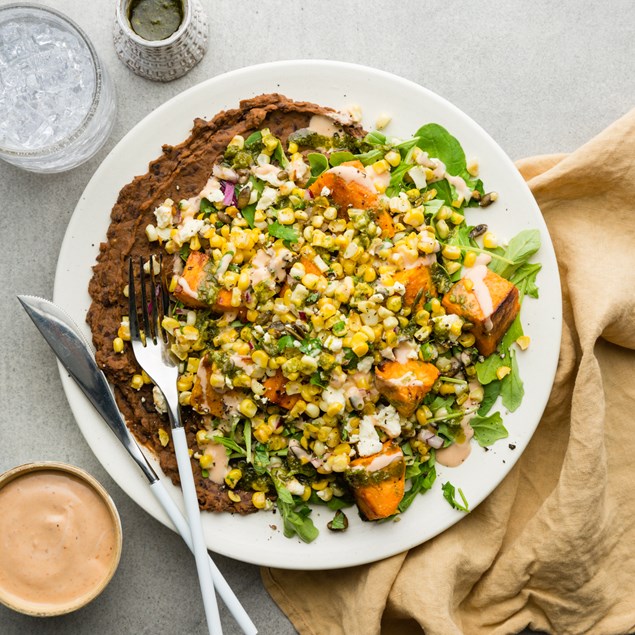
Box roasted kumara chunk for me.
[375,359,440,418]
[174,251,239,313]
[346,443,406,520]
[393,263,437,310]
[190,355,225,417]
[375,208,395,238]
[441,267,520,357]
[263,371,300,410]
[308,160,378,211]
[173,251,210,309]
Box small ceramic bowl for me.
[113,0,209,82]
[0,462,122,616]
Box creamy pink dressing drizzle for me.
[364,450,402,472]
[0,471,118,611]
[203,444,230,484]
[436,420,475,467]
[328,165,375,191]
[462,264,494,320]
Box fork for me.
[128,255,222,635]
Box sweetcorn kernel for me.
[463,251,477,268]
[516,335,531,350]
[496,366,512,380]
[483,231,498,249]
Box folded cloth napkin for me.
[262,108,635,635]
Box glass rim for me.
[0,2,104,158]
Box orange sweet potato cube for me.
[174,251,210,309]
[308,160,378,211]
[375,209,395,238]
[347,443,406,520]
[441,269,520,357]
[174,251,241,313]
[263,371,299,410]
[190,356,225,418]
[375,360,439,418]
[394,263,437,310]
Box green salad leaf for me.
[478,381,502,416]
[200,197,215,216]
[329,150,356,166]
[500,348,524,412]
[307,152,329,178]
[489,229,541,279]
[399,455,437,513]
[442,482,470,512]
[268,221,298,243]
[271,476,319,543]
[414,123,467,176]
[510,262,542,299]
[470,411,509,447]
[273,141,289,168]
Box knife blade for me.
[17,295,257,635]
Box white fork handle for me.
[149,480,258,635]
[172,426,223,635]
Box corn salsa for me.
[121,107,541,541]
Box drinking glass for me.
[0,3,117,173]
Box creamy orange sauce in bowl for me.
[0,462,122,616]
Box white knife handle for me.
[172,426,223,635]
[149,481,258,635]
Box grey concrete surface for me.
[0,1,633,634]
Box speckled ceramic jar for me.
[113,0,208,82]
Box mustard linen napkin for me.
[262,109,635,635]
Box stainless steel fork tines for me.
[127,255,222,635]
[128,255,180,419]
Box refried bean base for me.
[87,94,361,514]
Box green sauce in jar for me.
[129,0,184,41]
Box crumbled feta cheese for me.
[288,157,308,182]
[175,218,204,244]
[256,186,279,211]
[285,479,306,497]
[324,335,343,353]
[253,163,285,187]
[153,386,167,415]
[357,416,383,457]
[407,165,427,189]
[320,386,346,411]
[154,199,174,229]
[373,405,402,438]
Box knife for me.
[17,295,257,635]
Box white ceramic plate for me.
[54,60,561,570]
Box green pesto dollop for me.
[129,0,183,41]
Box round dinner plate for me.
[54,60,561,569]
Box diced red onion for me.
[428,435,444,449]
[222,181,235,206]
[305,189,314,200]
[418,429,444,449]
